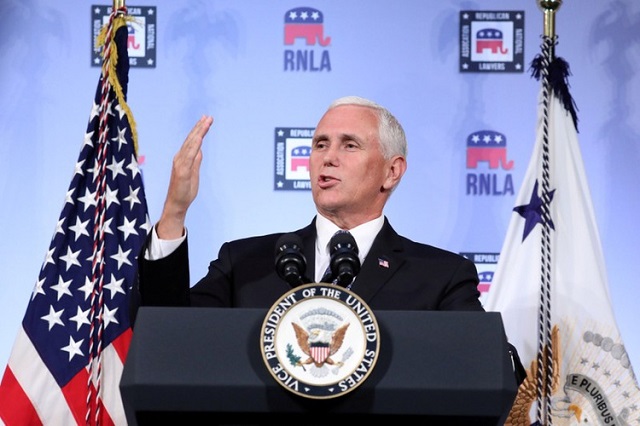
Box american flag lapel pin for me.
[378,257,389,268]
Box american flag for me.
[377,258,389,269]
[0,8,150,425]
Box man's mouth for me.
[318,174,337,188]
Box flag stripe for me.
[62,365,100,426]
[0,363,42,426]
[4,327,74,424]
[110,327,132,362]
[99,336,127,425]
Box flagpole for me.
[534,1,563,424]
[113,0,125,9]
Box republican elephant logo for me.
[466,130,513,170]
[127,23,141,51]
[475,28,508,54]
[284,7,331,46]
[290,146,311,172]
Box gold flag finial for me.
[538,0,562,39]
[113,0,125,9]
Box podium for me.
[120,307,518,425]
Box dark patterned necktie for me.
[320,263,333,283]
[321,230,356,288]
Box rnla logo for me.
[283,7,332,72]
[465,130,515,196]
[274,127,314,190]
[460,252,499,306]
[91,5,157,68]
[459,10,524,73]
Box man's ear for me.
[382,156,407,191]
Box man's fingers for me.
[185,115,214,149]
[175,115,214,168]
[197,115,214,137]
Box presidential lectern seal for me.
[260,283,380,399]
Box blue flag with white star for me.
[0,8,150,425]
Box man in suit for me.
[134,94,525,388]
[136,96,483,312]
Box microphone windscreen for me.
[275,233,303,256]
[275,232,309,286]
[329,230,358,254]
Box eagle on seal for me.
[292,322,350,368]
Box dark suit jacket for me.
[136,217,483,312]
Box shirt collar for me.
[315,213,384,261]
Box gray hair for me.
[327,96,408,160]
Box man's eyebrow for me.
[312,132,361,144]
[341,132,359,141]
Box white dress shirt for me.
[145,226,184,261]
[314,213,384,283]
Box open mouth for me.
[318,175,337,188]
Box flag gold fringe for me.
[95,13,140,156]
[505,326,562,425]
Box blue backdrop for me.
[1,0,638,374]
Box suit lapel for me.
[295,217,404,297]
[350,219,404,302]
[298,220,317,283]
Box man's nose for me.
[321,144,339,165]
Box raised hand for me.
[156,115,214,239]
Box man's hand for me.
[157,115,214,240]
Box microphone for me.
[275,233,309,287]
[329,231,361,287]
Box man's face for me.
[309,104,394,222]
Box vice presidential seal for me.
[260,283,380,399]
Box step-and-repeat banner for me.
[1,0,638,380]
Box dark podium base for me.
[121,307,518,425]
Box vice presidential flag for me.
[0,7,150,425]
[483,39,640,425]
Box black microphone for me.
[275,233,309,287]
[329,231,361,287]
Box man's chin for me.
[314,199,344,216]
